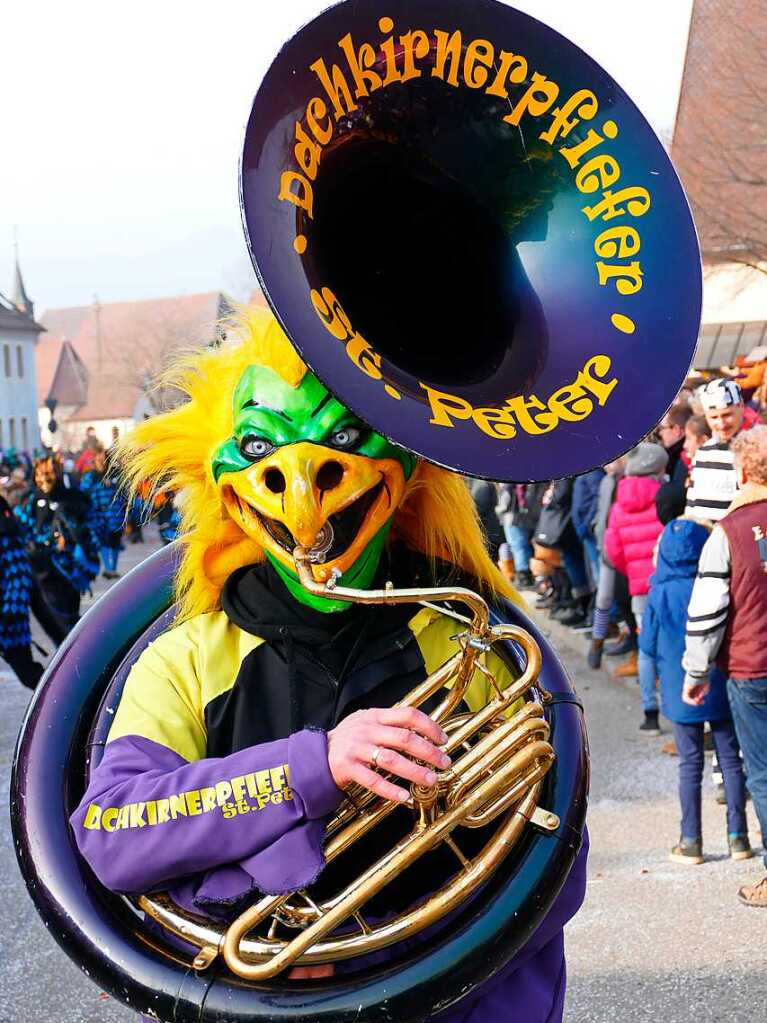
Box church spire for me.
[12,228,34,318]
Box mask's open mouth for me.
[231,478,387,564]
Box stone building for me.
[672,0,767,370]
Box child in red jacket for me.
[604,443,668,733]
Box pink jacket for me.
[604,476,663,596]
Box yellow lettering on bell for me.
[310,287,355,342]
[156,798,171,824]
[472,407,517,440]
[463,39,494,89]
[244,772,259,799]
[231,776,247,804]
[277,171,314,220]
[578,355,618,405]
[337,33,384,98]
[308,57,358,119]
[115,806,130,830]
[596,260,644,295]
[293,121,323,181]
[504,73,559,126]
[306,97,333,147]
[594,225,640,259]
[83,803,102,830]
[582,186,651,222]
[575,154,621,195]
[431,29,462,86]
[504,395,558,436]
[485,50,527,99]
[186,790,202,815]
[346,334,383,380]
[399,30,429,83]
[421,385,474,428]
[547,381,594,423]
[146,801,157,826]
[538,89,598,144]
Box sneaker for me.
[714,783,727,805]
[670,838,704,865]
[515,570,535,589]
[639,710,661,735]
[605,632,638,657]
[558,607,588,627]
[587,638,603,669]
[729,834,754,861]
[738,874,767,907]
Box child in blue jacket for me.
[639,518,752,864]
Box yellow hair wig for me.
[118,306,517,620]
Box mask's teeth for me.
[307,522,334,564]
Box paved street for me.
[1,541,765,1022]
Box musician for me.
[70,310,587,1021]
[0,494,44,689]
[15,456,99,642]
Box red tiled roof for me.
[36,336,64,404]
[39,292,227,420]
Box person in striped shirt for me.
[685,379,745,523]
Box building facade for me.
[0,261,43,453]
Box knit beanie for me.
[625,442,669,477]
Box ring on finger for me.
[370,745,383,769]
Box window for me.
[16,345,23,377]
[9,418,16,446]
[3,345,10,377]
[21,417,28,449]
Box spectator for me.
[572,468,606,591]
[657,404,693,484]
[683,414,712,465]
[686,379,745,522]
[683,425,767,907]
[535,479,591,626]
[495,483,543,588]
[604,443,668,732]
[639,518,750,865]
[469,479,504,564]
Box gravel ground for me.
[1,548,765,1022]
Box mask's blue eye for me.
[329,426,363,451]
[240,435,275,461]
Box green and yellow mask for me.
[212,365,416,611]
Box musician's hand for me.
[327,707,451,803]
[287,965,335,979]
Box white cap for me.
[697,378,743,411]
[746,345,767,363]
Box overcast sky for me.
[1,0,694,316]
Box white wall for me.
[0,328,41,452]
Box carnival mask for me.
[34,459,59,495]
[212,365,415,611]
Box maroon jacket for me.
[718,497,767,678]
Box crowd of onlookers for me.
[0,429,178,690]
[473,362,767,909]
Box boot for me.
[605,629,638,657]
[587,638,603,669]
[613,651,638,678]
[639,709,661,735]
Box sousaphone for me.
[12,2,700,1021]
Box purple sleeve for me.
[70,728,343,894]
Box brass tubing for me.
[222,741,552,978]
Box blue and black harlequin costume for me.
[15,481,100,643]
[0,497,44,688]
[80,465,127,575]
